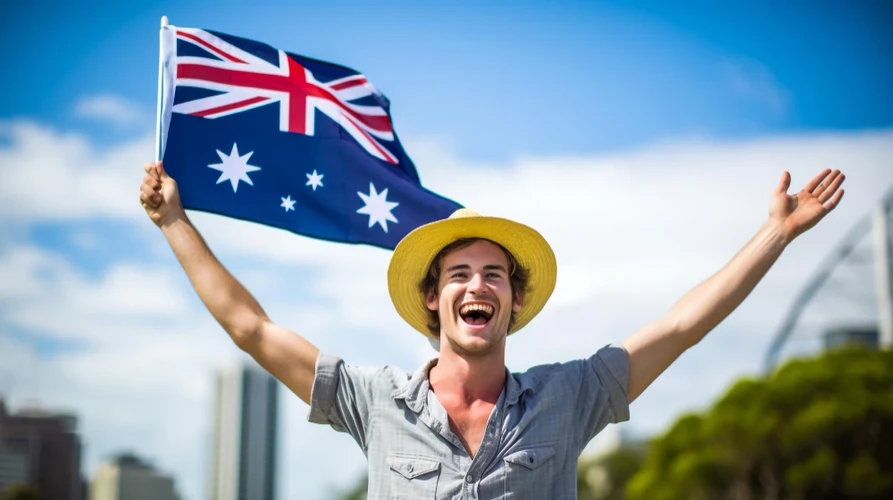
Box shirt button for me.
[466,474,474,483]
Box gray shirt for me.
[308,345,630,499]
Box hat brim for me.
[388,214,557,339]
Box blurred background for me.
[1,1,892,499]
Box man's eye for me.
[452,273,467,279]
[486,273,501,279]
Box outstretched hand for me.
[140,161,185,228]
[770,168,845,242]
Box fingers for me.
[156,161,169,180]
[139,190,156,208]
[804,168,832,194]
[140,163,163,208]
[817,171,845,203]
[140,183,162,208]
[144,161,160,181]
[775,171,791,194]
[141,160,166,210]
[824,188,844,211]
[144,161,170,183]
[142,173,159,190]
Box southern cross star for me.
[357,182,399,233]
[306,169,324,191]
[208,143,261,193]
[280,195,296,212]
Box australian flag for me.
[157,26,461,250]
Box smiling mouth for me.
[459,303,494,326]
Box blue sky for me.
[4,1,892,159]
[2,2,892,499]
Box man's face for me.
[426,240,522,355]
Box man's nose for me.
[467,272,486,293]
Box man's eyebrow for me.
[445,264,471,273]
[445,264,508,273]
[484,264,508,272]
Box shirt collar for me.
[391,359,535,411]
[390,358,438,413]
[505,368,536,406]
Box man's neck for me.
[428,346,506,406]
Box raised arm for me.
[140,160,319,404]
[621,169,846,403]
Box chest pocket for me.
[503,445,557,499]
[387,455,440,499]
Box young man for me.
[140,161,844,499]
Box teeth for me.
[460,303,494,317]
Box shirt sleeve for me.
[574,344,631,448]
[307,352,380,451]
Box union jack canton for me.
[158,26,461,249]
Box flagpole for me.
[155,15,169,162]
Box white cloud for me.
[0,246,194,342]
[1,120,892,499]
[0,121,153,221]
[73,94,145,126]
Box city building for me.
[209,361,279,500]
[0,447,29,495]
[823,325,879,351]
[89,453,179,500]
[0,399,83,500]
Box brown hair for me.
[418,238,530,336]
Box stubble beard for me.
[443,310,511,357]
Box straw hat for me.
[388,209,557,339]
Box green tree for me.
[1,484,44,500]
[337,472,367,500]
[627,347,893,500]
[578,442,648,500]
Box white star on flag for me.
[306,170,324,191]
[208,143,261,192]
[357,182,399,233]
[280,195,296,212]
